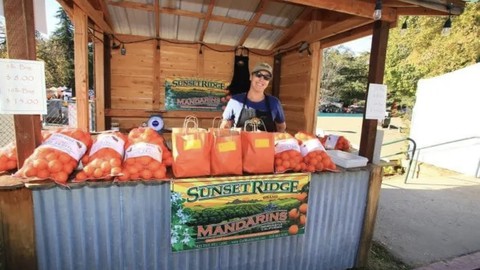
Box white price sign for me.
[365,83,387,120]
[0,59,47,114]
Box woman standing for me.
[220,62,286,132]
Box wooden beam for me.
[105,109,221,119]
[356,165,383,267]
[74,4,90,131]
[272,54,282,98]
[359,20,390,162]
[154,0,160,38]
[153,42,161,111]
[72,0,113,33]
[4,0,43,167]
[104,34,112,129]
[273,7,312,49]
[277,16,371,52]
[1,2,39,268]
[0,188,38,270]
[305,41,321,133]
[96,0,114,29]
[94,29,105,131]
[57,0,74,18]
[320,23,373,49]
[281,0,397,22]
[396,7,449,16]
[238,0,268,46]
[199,0,216,42]
[400,0,463,15]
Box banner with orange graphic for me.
[170,173,310,252]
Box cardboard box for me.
[326,150,368,168]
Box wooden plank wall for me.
[279,46,320,134]
[109,34,273,131]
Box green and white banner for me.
[170,173,311,252]
[165,77,229,111]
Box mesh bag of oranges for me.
[75,131,127,181]
[117,127,172,181]
[0,130,63,173]
[14,128,92,184]
[0,142,17,173]
[319,135,352,152]
[294,131,337,172]
[274,132,306,173]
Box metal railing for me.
[411,136,480,180]
[381,137,417,183]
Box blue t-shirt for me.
[222,93,285,126]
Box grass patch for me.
[366,241,411,270]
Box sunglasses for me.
[253,71,272,81]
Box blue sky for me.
[44,0,371,53]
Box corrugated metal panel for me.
[203,21,246,46]
[109,5,155,37]
[259,3,304,27]
[33,170,369,270]
[160,13,201,41]
[243,28,283,50]
[213,0,258,20]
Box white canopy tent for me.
[410,63,480,177]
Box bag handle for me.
[244,117,266,132]
[183,115,199,134]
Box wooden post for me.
[3,0,42,166]
[104,34,112,129]
[272,53,282,98]
[94,29,105,131]
[305,41,321,133]
[356,164,383,267]
[73,4,90,131]
[359,20,390,162]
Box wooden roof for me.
[58,0,466,50]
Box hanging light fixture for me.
[442,16,452,36]
[120,43,126,55]
[400,18,408,36]
[441,3,452,36]
[373,0,382,21]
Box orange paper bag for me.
[172,116,212,178]
[240,119,274,174]
[210,128,242,176]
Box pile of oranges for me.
[14,128,92,183]
[288,192,308,235]
[75,131,127,181]
[117,127,172,181]
[274,131,337,173]
[0,142,17,172]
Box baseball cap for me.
[252,62,273,76]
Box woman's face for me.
[250,71,271,93]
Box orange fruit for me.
[299,215,307,226]
[296,192,307,202]
[288,208,299,220]
[140,170,153,180]
[288,224,299,235]
[299,203,308,214]
[33,159,48,170]
[48,160,62,173]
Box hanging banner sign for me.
[170,173,311,252]
[0,59,47,114]
[165,77,229,111]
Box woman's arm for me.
[220,119,233,129]
[276,122,286,132]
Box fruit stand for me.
[0,0,465,269]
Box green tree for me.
[51,8,75,94]
[321,47,370,106]
[385,3,480,107]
